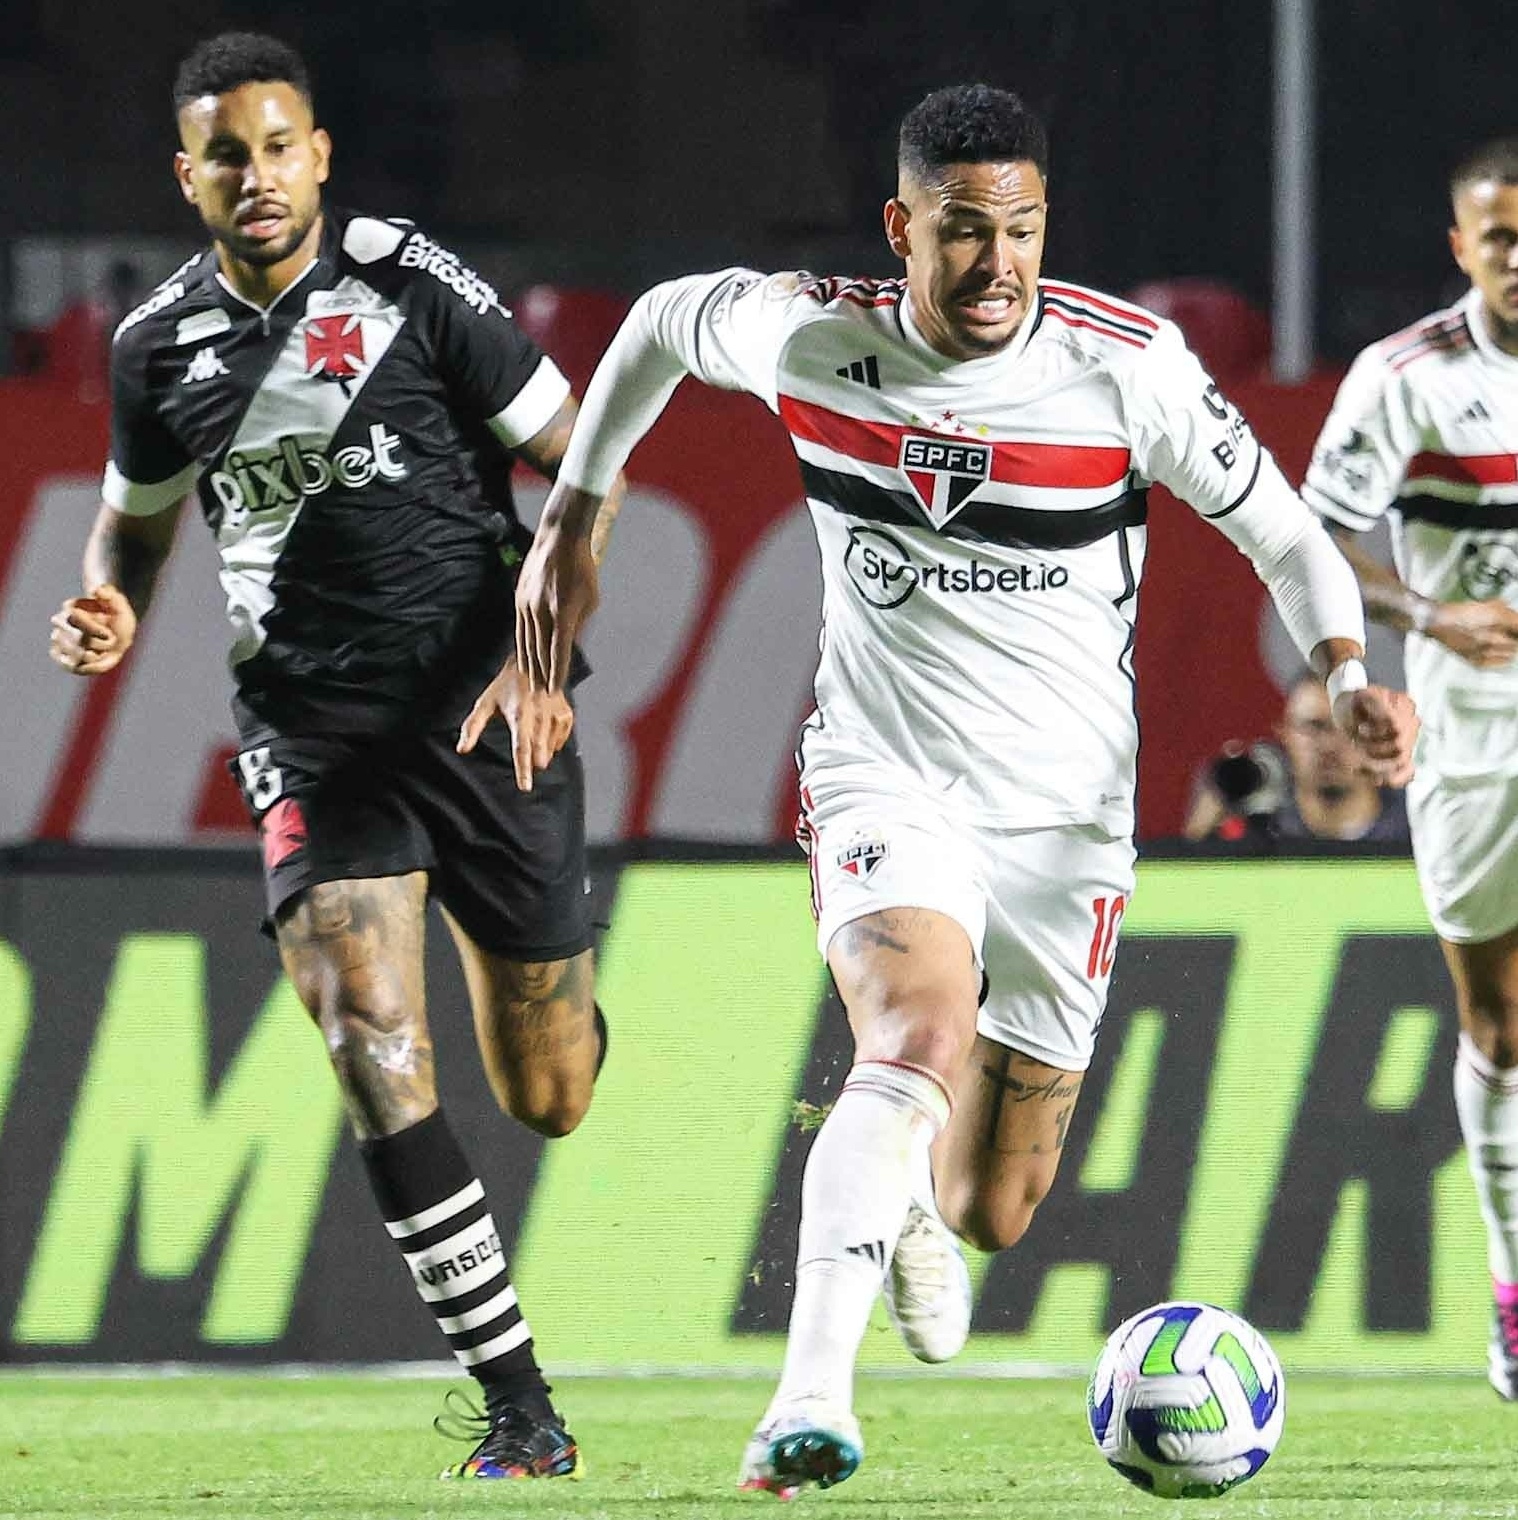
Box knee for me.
[855,1005,974,1087]
[496,1075,594,1139]
[315,977,418,1081]
[941,1169,1056,1254]
[1465,995,1518,1068]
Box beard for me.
[219,203,320,268]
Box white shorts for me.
[1408,767,1518,943]
[799,789,1136,1071]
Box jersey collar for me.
[899,287,1042,371]
[213,215,335,319]
[1461,286,1518,371]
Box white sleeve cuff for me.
[487,357,571,449]
[101,460,198,517]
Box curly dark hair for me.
[172,32,311,115]
[898,83,1048,185]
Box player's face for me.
[1278,681,1363,799]
[884,160,1047,360]
[174,81,330,275]
[1450,179,1518,344]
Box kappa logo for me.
[181,345,229,385]
[898,435,992,526]
[304,315,366,383]
[837,833,889,879]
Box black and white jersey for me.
[103,208,571,737]
[561,270,1363,836]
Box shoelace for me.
[433,1386,491,1445]
[1497,1300,1518,1361]
[892,1212,951,1307]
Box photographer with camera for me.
[1183,673,1409,847]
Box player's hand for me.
[48,584,137,676]
[1426,599,1518,668]
[515,485,603,693]
[1332,684,1419,788]
[456,658,574,790]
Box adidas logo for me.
[843,1239,887,1268]
[1457,398,1492,425]
[835,355,881,388]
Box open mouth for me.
[236,206,287,240]
[957,292,1019,325]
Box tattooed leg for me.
[443,910,597,1138]
[827,907,981,1078]
[276,872,435,1141]
[933,1035,1085,1253]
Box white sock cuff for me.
[1458,1033,1518,1096]
[842,1059,953,1133]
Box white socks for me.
[1454,1033,1518,1285]
[769,1060,952,1415]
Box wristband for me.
[1409,599,1436,635]
[1326,657,1369,710]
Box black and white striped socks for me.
[359,1108,542,1391]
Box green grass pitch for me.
[0,1373,1514,1519]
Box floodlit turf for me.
[0,1373,1515,1519]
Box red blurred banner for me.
[0,293,1341,846]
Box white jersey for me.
[1304,288,1518,778]
[564,269,1365,835]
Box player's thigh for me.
[404,724,595,968]
[807,796,985,1076]
[934,1034,1084,1251]
[276,871,436,1137]
[933,823,1133,1248]
[442,908,598,1132]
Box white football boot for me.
[738,1399,864,1498]
[883,1198,972,1363]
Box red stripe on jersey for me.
[778,394,1130,488]
[1041,281,1160,331]
[1405,451,1518,486]
[1042,305,1150,349]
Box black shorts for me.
[231,722,591,961]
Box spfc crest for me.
[898,435,992,527]
[838,834,889,879]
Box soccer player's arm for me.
[1129,324,1417,781]
[1302,351,1518,668]
[517,268,794,690]
[50,337,194,677]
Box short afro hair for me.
[898,84,1048,186]
[173,32,312,115]
[1450,138,1518,202]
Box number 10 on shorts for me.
[1087,894,1127,980]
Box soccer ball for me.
[1086,1300,1285,1499]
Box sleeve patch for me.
[342,217,409,264]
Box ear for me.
[883,197,912,260]
[1449,222,1469,277]
[173,150,196,207]
[312,126,333,186]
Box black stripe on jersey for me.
[1395,494,1518,531]
[799,461,1148,549]
[1041,292,1154,345]
[1198,441,1263,521]
[1112,525,1138,612]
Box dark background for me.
[3,0,1512,361]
